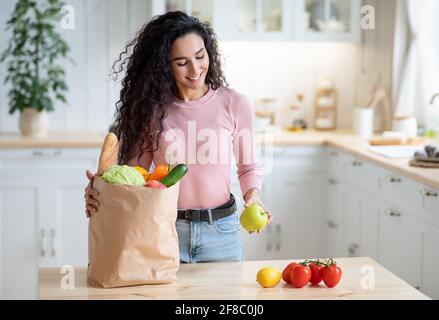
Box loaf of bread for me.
[97,133,119,176]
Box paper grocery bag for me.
[87,176,180,288]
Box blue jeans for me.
[176,212,244,263]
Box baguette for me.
[97,133,119,176]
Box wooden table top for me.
[38,257,429,300]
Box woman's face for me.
[170,33,209,91]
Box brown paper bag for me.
[87,176,180,288]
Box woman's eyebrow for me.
[172,48,205,61]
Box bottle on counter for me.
[313,79,338,131]
[283,93,308,132]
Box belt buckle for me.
[184,210,191,221]
[206,208,213,225]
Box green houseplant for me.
[0,0,71,137]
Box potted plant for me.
[0,0,72,137]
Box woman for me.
[84,11,272,263]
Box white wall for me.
[0,0,152,133]
[221,41,359,130]
[0,0,395,133]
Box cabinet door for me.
[339,182,380,260]
[339,185,360,257]
[357,193,380,261]
[224,0,291,41]
[0,180,41,299]
[164,0,214,25]
[45,176,89,268]
[42,150,98,268]
[324,177,342,258]
[420,222,439,299]
[379,206,422,289]
[296,0,361,42]
[274,173,325,260]
[232,170,268,261]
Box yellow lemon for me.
[256,267,282,288]
[133,166,150,181]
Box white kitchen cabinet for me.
[46,176,90,267]
[238,146,327,261]
[272,172,325,260]
[323,147,343,258]
[420,221,439,299]
[152,0,226,38]
[0,181,40,299]
[163,0,215,25]
[356,192,380,261]
[338,183,380,261]
[324,176,342,257]
[379,172,423,211]
[295,0,361,42]
[339,184,360,258]
[378,203,422,289]
[223,0,293,41]
[341,153,381,196]
[0,148,99,299]
[152,0,360,42]
[419,187,439,229]
[231,176,269,261]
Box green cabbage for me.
[102,165,145,186]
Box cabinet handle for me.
[348,243,359,256]
[420,189,438,197]
[50,229,56,257]
[328,178,338,185]
[385,209,402,217]
[386,176,402,183]
[275,224,281,251]
[40,229,46,258]
[266,224,272,251]
[352,160,363,167]
[327,220,338,228]
[33,150,62,157]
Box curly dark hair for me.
[111,11,228,165]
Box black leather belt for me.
[177,194,237,225]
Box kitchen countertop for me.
[38,257,429,300]
[0,131,106,148]
[1,129,438,190]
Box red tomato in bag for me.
[282,262,298,284]
[308,262,324,285]
[290,265,311,288]
[321,265,342,288]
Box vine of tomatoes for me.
[282,258,342,288]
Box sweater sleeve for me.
[231,92,263,198]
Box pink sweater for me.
[128,86,262,210]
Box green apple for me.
[239,203,268,232]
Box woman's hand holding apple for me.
[242,188,273,234]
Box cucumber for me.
[160,164,188,187]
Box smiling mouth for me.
[186,72,203,81]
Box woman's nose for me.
[188,60,201,75]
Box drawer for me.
[0,148,100,175]
[379,172,423,208]
[271,146,327,174]
[342,154,380,194]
